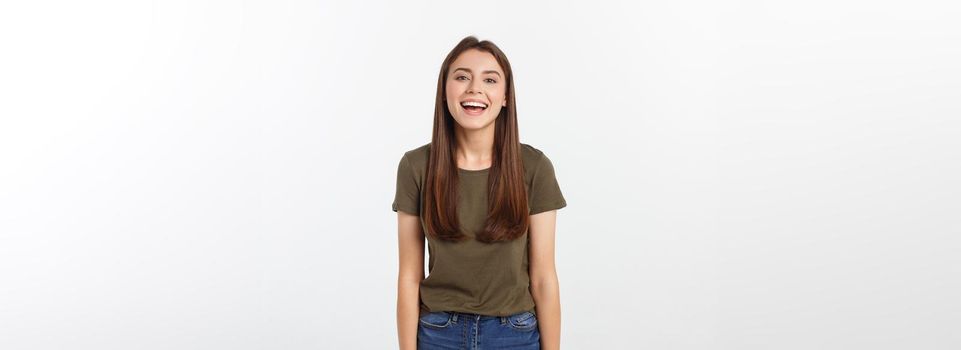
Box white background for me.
[1,1,959,349]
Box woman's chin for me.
[454,116,495,130]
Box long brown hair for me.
[422,36,529,244]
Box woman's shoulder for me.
[520,142,561,181]
[519,142,545,158]
[520,142,552,167]
[399,142,431,172]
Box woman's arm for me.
[529,210,562,350]
[397,211,425,350]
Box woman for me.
[393,35,567,350]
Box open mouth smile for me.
[459,100,489,116]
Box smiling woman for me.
[444,49,509,136]
[392,36,567,350]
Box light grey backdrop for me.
[1,0,959,349]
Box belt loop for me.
[451,312,458,323]
[500,315,507,325]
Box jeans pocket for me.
[419,311,453,329]
[506,310,538,331]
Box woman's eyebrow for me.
[453,67,502,77]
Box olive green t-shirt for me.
[391,142,567,317]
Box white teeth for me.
[461,101,488,108]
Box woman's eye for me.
[485,78,497,83]
[456,76,468,81]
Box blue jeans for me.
[417,310,541,349]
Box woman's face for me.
[445,49,508,131]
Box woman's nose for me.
[468,81,482,93]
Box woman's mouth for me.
[460,101,488,116]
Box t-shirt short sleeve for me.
[392,152,420,215]
[529,153,567,215]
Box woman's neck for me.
[454,125,495,169]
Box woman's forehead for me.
[451,50,503,74]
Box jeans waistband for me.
[448,311,503,320]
